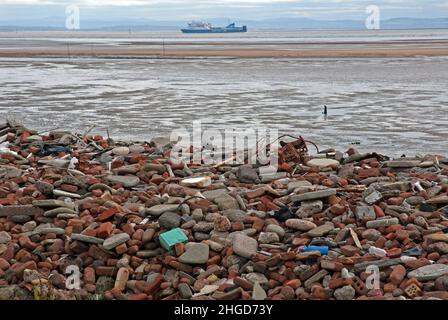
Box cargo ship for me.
[181,21,247,33]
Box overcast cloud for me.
[0,0,447,21]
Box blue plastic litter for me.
[303,246,329,255]
[159,228,188,250]
[402,246,423,257]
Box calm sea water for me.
[0,30,447,156]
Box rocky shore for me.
[1,120,448,300]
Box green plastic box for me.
[159,228,188,250]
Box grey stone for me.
[355,206,376,221]
[287,180,312,192]
[338,164,355,178]
[386,160,421,168]
[142,229,155,244]
[71,234,104,245]
[334,285,356,300]
[223,209,246,222]
[260,172,288,183]
[285,219,317,231]
[304,269,329,289]
[232,234,258,259]
[258,232,280,244]
[307,158,340,168]
[32,199,75,209]
[252,282,267,300]
[96,276,115,294]
[296,200,323,218]
[192,221,214,233]
[308,224,334,237]
[405,196,425,206]
[113,164,139,175]
[194,232,210,241]
[143,163,167,174]
[354,258,402,273]
[0,231,11,244]
[237,165,260,184]
[0,166,22,179]
[57,213,79,219]
[245,273,269,285]
[35,180,54,195]
[215,194,239,210]
[433,242,448,254]
[112,146,130,156]
[178,243,209,264]
[178,283,193,299]
[146,204,179,216]
[33,227,65,235]
[9,215,31,223]
[191,208,204,222]
[136,249,164,258]
[362,229,382,241]
[44,207,78,218]
[0,205,44,217]
[103,233,130,250]
[53,189,81,198]
[408,264,448,281]
[158,212,181,230]
[106,175,140,187]
[129,144,145,154]
[290,189,337,202]
[0,286,15,300]
[378,182,411,192]
[343,153,371,164]
[366,218,400,229]
[427,196,448,205]
[363,190,383,205]
[265,224,285,239]
[0,285,32,300]
[208,240,224,252]
[22,221,37,232]
[61,176,87,189]
[202,189,229,201]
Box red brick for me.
[97,222,114,238]
[358,168,380,178]
[340,245,360,257]
[60,184,79,193]
[390,265,406,285]
[82,228,97,237]
[373,205,385,218]
[387,197,404,206]
[0,258,10,271]
[84,267,96,284]
[115,243,128,255]
[129,293,148,301]
[95,266,117,277]
[145,274,164,296]
[98,207,119,221]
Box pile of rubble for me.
[1,120,448,300]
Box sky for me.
[0,0,447,22]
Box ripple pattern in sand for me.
[0,57,447,156]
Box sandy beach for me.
[1,41,448,58]
[1,30,448,58]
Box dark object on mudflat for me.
[37,143,71,157]
[323,105,328,115]
[273,206,295,221]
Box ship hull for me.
[181,27,247,34]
